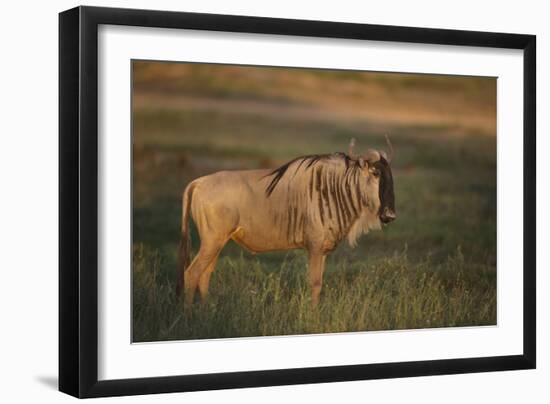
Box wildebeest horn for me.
[348,137,356,158]
[385,134,394,163]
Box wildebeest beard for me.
[373,156,395,219]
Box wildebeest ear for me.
[364,149,381,164]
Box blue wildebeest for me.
[176,138,396,306]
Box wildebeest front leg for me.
[307,250,326,307]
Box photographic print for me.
[131,61,497,343]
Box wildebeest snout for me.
[380,207,396,223]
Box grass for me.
[133,246,496,342]
[131,61,497,342]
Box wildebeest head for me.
[357,136,396,225]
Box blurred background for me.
[132,61,496,342]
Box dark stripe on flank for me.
[323,171,333,220]
[338,182,352,228]
[287,205,297,241]
[315,167,325,225]
[355,171,364,207]
[331,172,344,233]
[345,180,358,216]
[309,168,315,200]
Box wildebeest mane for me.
[264,152,354,196]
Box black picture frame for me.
[59,5,536,398]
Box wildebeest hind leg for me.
[198,250,222,303]
[184,241,224,306]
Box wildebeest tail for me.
[176,181,195,296]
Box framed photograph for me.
[59,6,536,398]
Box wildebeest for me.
[177,138,396,306]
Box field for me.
[132,62,497,342]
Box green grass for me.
[131,63,496,342]
[133,246,496,342]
